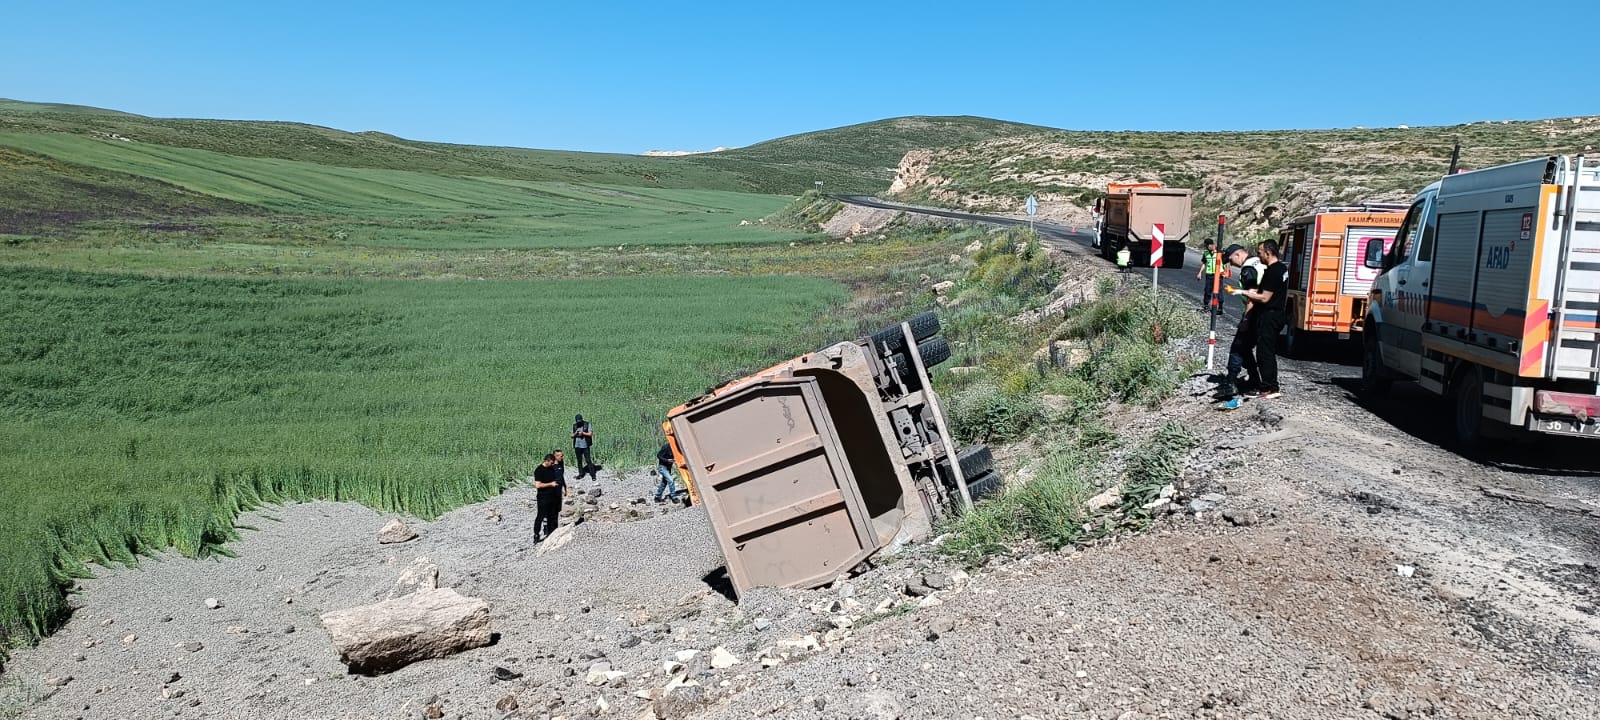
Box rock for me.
[389,558,440,599]
[591,487,604,499]
[595,694,611,714]
[922,573,951,591]
[377,519,417,544]
[1086,486,1122,512]
[964,240,983,254]
[319,588,492,674]
[535,524,577,557]
[493,666,523,681]
[864,691,904,720]
[1223,509,1259,527]
[585,662,627,686]
[709,646,739,669]
[673,649,699,664]
[618,634,642,649]
[1199,493,1226,503]
[752,617,771,632]
[948,254,962,264]
[828,616,853,629]
[44,676,71,687]
[282,625,296,634]
[903,583,932,598]
[653,683,708,719]
[163,671,181,684]
[495,695,519,712]
[180,641,204,653]
[204,598,222,610]
[70,652,85,662]
[931,281,956,295]
[122,633,138,644]
[1188,499,1216,514]
[423,701,444,719]
[1396,565,1416,578]
[926,617,956,641]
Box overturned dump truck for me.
[662,312,997,597]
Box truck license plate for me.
[1537,418,1600,437]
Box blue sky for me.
[3,1,1595,154]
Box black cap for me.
[575,414,584,422]
[1223,244,1246,257]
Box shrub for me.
[947,380,1044,444]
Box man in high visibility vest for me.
[1196,240,1219,313]
[1115,243,1131,273]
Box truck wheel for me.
[1453,368,1485,448]
[1359,332,1391,401]
[936,445,994,485]
[870,312,940,354]
[963,469,1004,502]
[917,337,951,368]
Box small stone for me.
[44,676,72,687]
[1075,670,1088,679]
[180,641,204,653]
[1396,565,1416,578]
[921,573,950,591]
[1199,493,1226,503]
[903,583,933,598]
[495,695,519,712]
[618,634,642,649]
[1188,499,1216,514]
[709,646,739,669]
[204,597,221,610]
[159,615,174,622]
[282,625,296,635]
[423,701,444,720]
[752,617,771,632]
[99,618,113,626]
[377,518,417,544]
[121,634,137,644]
[164,671,181,684]
[1222,509,1259,527]
[812,696,827,711]
[71,652,85,662]
[674,649,699,664]
[494,666,523,681]
[926,617,956,641]
[829,616,853,629]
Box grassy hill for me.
[889,116,1600,241]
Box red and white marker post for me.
[1150,223,1165,293]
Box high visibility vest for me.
[1116,248,1131,267]
[1202,251,1218,275]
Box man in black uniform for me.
[1240,241,1288,399]
[1216,244,1261,399]
[533,453,564,541]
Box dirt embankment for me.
[5,262,1599,720]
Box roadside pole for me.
[1206,215,1226,371]
[1025,194,1037,236]
[1150,223,1165,295]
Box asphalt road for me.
[832,194,1239,322]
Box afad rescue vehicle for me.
[1278,203,1408,353]
[1363,155,1600,444]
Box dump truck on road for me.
[1094,182,1192,268]
[1363,155,1600,444]
[661,312,995,597]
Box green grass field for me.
[0,266,851,646]
[0,133,805,249]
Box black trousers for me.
[535,492,562,538]
[1227,314,1258,383]
[1253,311,1286,392]
[573,447,594,478]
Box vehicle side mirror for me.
[1364,238,1387,269]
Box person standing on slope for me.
[654,443,679,503]
[571,414,596,480]
[1197,240,1219,313]
[533,453,565,541]
[1216,244,1263,399]
[1237,241,1288,400]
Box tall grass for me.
[0,267,847,649]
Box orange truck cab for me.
[1278,204,1408,352]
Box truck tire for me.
[1453,368,1485,448]
[1359,331,1392,401]
[869,312,941,354]
[917,337,951,368]
[964,470,1003,502]
[936,445,994,485]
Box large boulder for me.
[387,557,439,599]
[320,588,491,674]
[377,519,417,544]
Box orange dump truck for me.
[660,312,997,597]
[1278,203,1409,351]
[1093,182,1192,268]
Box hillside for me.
[0,100,1042,199]
[889,116,1600,241]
